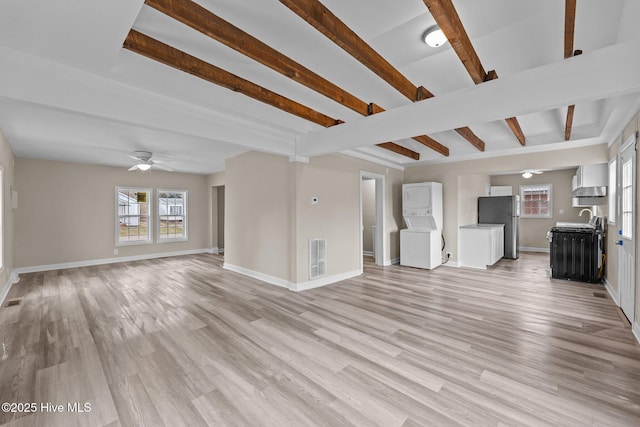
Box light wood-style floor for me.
[1,253,640,426]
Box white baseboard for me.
[441,260,459,267]
[387,257,400,266]
[603,276,620,306]
[13,248,214,275]
[293,269,362,292]
[0,271,20,307]
[519,246,550,253]
[362,251,374,257]
[632,321,640,346]
[223,263,362,292]
[222,263,290,289]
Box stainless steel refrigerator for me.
[478,196,520,259]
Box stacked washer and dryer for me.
[400,182,443,269]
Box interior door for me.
[618,134,636,323]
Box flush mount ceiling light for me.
[423,25,447,48]
[522,171,533,179]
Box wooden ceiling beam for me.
[423,0,526,146]
[145,0,370,116]
[146,0,429,159]
[565,0,577,59]
[280,0,482,152]
[123,30,420,160]
[124,30,336,128]
[565,49,583,140]
[279,0,418,100]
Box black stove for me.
[549,217,603,283]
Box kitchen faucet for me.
[579,208,593,220]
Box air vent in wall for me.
[309,238,326,279]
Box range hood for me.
[571,186,607,197]
[571,163,608,198]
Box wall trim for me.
[363,251,374,257]
[222,263,290,289]
[0,272,20,307]
[387,257,400,266]
[292,269,362,292]
[222,263,363,292]
[603,276,620,306]
[520,246,550,253]
[633,321,640,346]
[13,248,214,275]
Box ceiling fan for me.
[128,151,173,172]
[521,169,544,179]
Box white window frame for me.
[608,157,617,224]
[520,184,553,219]
[116,187,153,246]
[157,189,188,242]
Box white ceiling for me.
[0,0,639,174]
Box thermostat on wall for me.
[311,196,319,204]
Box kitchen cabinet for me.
[575,163,607,188]
[459,224,504,269]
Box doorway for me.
[360,172,385,269]
[618,134,636,323]
[212,185,225,255]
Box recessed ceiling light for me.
[423,25,447,48]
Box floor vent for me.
[309,238,326,279]
[4,299,21,307]
[593,292,607,299]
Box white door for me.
[618,134,636,323]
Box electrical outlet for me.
[113,249,118,255]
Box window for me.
[608,158,617,224]
[158,190,187,241]
[116,187,152,245]
[621,158,633,239]
[520,184,552,218]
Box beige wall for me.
[207,171,225,251]
[491,169,588,249]
[0,131,15,288]
[405,144,608,263]
[224,151,292,282]
[14,158,209,268]
[362,178,375,253]
[458,174,490,227]
[224,151,403,285]
[292,154,404,283]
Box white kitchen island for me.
[459,224,505,269]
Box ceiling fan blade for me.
[128,155,142,161]
[153,163,173,172]
[128,165,139,171]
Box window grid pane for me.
[117,188,151,244]
[159,190,187,241]
[621,159,633,239]
[520,184,552,218]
